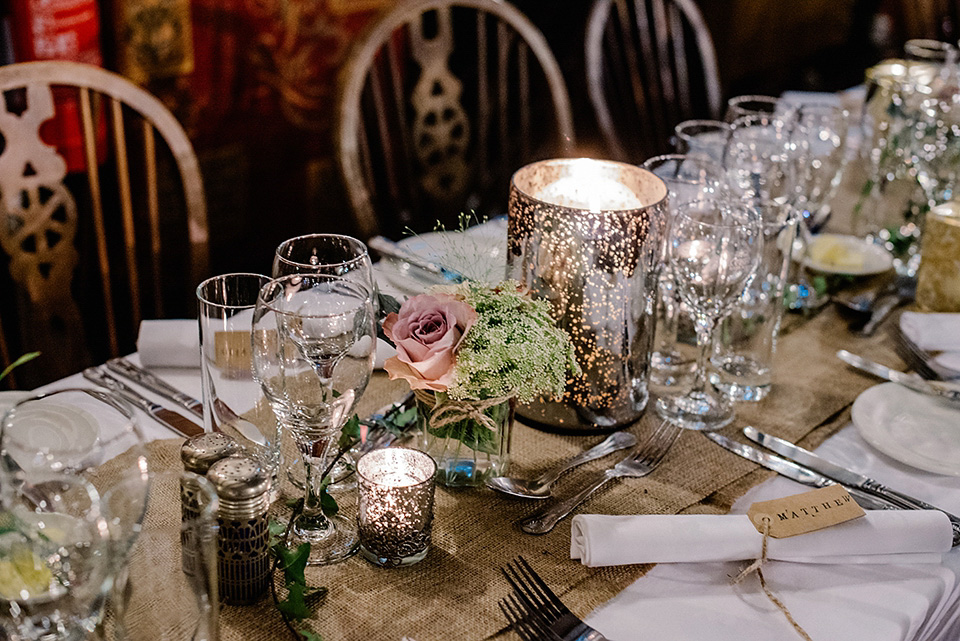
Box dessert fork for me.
[519,420,681,534]
[499,556,607,641]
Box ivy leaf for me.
[376,293,401,348]
[318,477,339,517]
[278,582,312,620]
[299,629,323,641]
[279,543,310,588]
[338,414,361,450]
[268,517,286,548]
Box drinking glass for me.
[100,470,219,641]
[253,274,377,564]
[787,103,850,232]
[724,95,780,122]
[723,114,792,204]
[641,154,726,387]
[904,39,958,63]
[0,472,112,641]
[673,119,732,164]
[655,199,763,430]
[711,201,797,401]
[196,273,279,481]
[272,234,377,492]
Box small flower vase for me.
[415,390,514,488]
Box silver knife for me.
[837,350,960,407]
[743,426,960,545]
[704,432,897,511]
[83,367,204,438]
[106,357,203,417]
[368,235,468,283]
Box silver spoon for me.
[485,431,637,499]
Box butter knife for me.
[83,367,204,438]
[743,426,960,545]
[836,350,960,407]
[106,357,203,417]
[704,432,897,511]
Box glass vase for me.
[416,391,514,488]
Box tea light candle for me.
[917,201,960,312]
[356,448,437,568]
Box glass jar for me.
[416,391,514,488]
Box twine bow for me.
[733,516,814,641]
[413,389,510,433]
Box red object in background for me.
[9,0,105,172]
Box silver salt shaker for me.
[180,433,241,573]
[206,456,272,605]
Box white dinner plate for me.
[851,382,960,476]
[803,233,894,276]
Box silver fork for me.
[892,326,960,381]
[519,420,682,535]
[499,556,607,641]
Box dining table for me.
[23,226,960,641]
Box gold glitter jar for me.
[917,201,960,312]
[508,158,668,433]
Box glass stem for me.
[300,434,333,523]
[691,315,716,395]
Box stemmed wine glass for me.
[253,273,377,564]
[272,233,377,492]
[786,103,849,233]
[655,199,763,430]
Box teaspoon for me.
[485,431,637,499]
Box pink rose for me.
[382,294,477,391]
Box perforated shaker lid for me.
[206,455,270,501]
[181,432,242,474]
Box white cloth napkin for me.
[137,319,200,368]
[137,319,396,370]
[570,511,953,568]
[900,312,960,371]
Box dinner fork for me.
[892,326,960,381]
[519,420,682,534]
[499,556,607,641]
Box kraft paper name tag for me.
[747,484,865,539]
[214,331,253,377]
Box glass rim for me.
[641,153,724,177]
[356,446,437,488]
[674,118,732,137]
[673,198,763,230]
[273,234,370,271]
[728,112,791,130]
[257,273,373,318]
[197,272,272,309]
[727,94,779,107]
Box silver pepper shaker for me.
[206,456,272,605]
[180,433,241,573]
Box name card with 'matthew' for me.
[746,484,866,539]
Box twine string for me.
[733,516,814,641]
[413,389,511,433]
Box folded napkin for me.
[137,319,200,368]
[900,312,960,371]
[570,511,952,568]
[137,319,397,370]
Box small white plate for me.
[4,402,101,456]
[851,382,960,476]
[803,233,894,276]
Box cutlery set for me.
[708,426,960,546]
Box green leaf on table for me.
[318,477,339,517]
[279,543,310,589]
[338,414,361,450]
[299,628,323,641]
[0,351,40,382]
[278,582,312,620]
[268,517,286,548]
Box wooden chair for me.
[336,0,576,240]
[585,0,722,163]
[0,61,207,386]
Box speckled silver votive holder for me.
[508,158,669,434]
[356,448,437,568]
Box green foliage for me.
[0,352,40,383]
[268,511,327,641]
[445,281,579,403]
[377,293,402,347]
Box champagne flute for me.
[253,274,376,564]
[272,234,377,492]
[655,199,763,430]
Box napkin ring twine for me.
[733,516,814,641]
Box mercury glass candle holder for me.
[356,448,437,568]
[508,158,669,434]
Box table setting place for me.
[5,42,960,641]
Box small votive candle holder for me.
[357,447,437,568]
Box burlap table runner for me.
[107,306,902,641]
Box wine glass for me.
[0,471,112,641]
[273,234,377,492]
[786,103,849,233]
[253,273,377,564]
[655,199,763,430]
[641,154,726,387]
[723,113,792,204]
